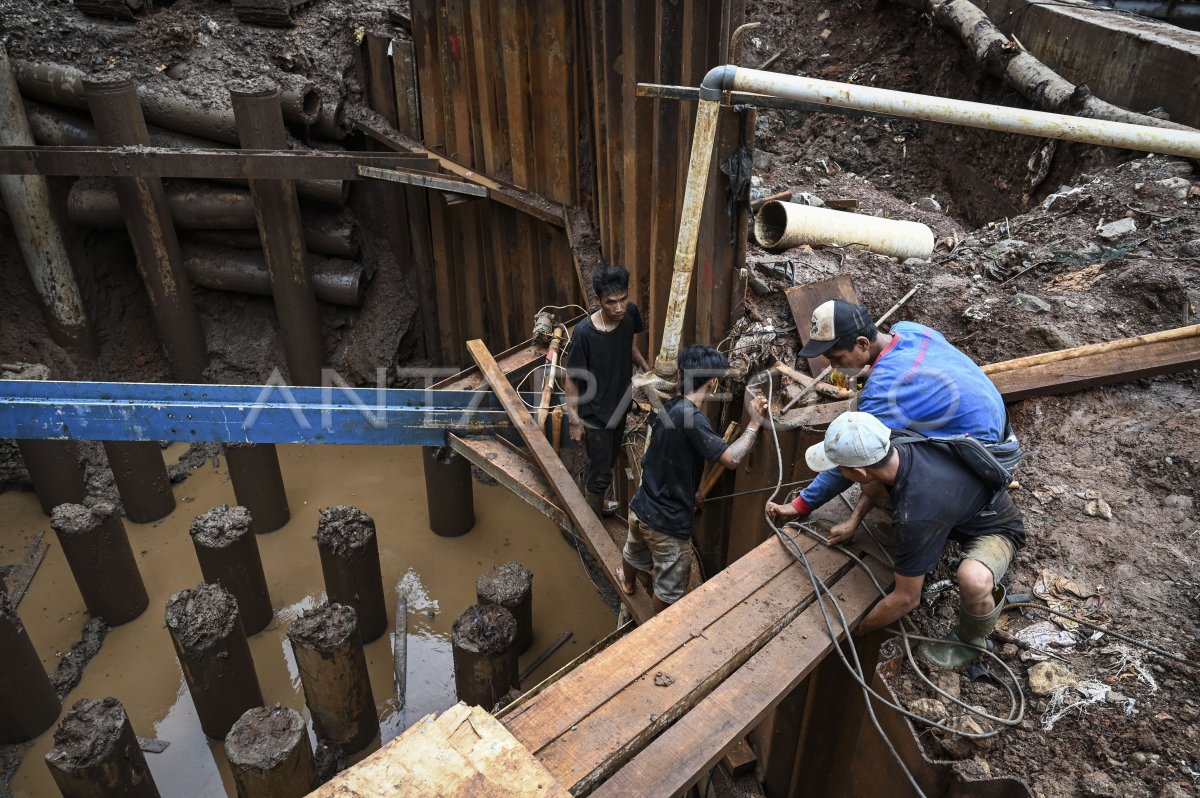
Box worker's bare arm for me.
[718,396,769,469]
[632,339,650,372]
[827,493,875,546]
[856,573,923,635]
[563,372,585,444]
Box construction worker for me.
[564,264,650,517]
[622,344,769,615]
[782,298,1020,542]
[768,411,1026,668]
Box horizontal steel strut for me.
[0,379,556,446]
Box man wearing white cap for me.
[784,299,1021,542]
[768,411,1026,668]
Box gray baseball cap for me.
[805,411,892,472]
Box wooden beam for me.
[308,703,570,797]
[0,145,434,180]
[448,434,571,531]
[466,339,655,623]
[784,276,861,376]
[591,559,889,798]
[357,165,488,196]
[354,117,567,227]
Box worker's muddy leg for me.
[316,505,387,642]
[476,562,534,655]
[189,504,273,635]
[451,604,519,709]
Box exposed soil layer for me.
[452,604,517,655]
[287,602,357,653]
[476,561,533,608]
[744,2,1200,797]
[164,583,239,651]
[45,697,124,768]
[225,705,305,769]
[316,505,376,557]
[189,503,251,548]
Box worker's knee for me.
[956,558,995,601]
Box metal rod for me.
[83,73,208,381]
[519,631,573,683]
[875,284,923,327]
[230,79,324,387]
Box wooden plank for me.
[404,186,443,362]
[436,1,465,162]
[411,0,447,152]
[987,334,1200,401]
[357,164,488,196]
[309,703,570,798]
[458,202,489,344]
[391,38,421,137]
[434,341,548,390]
[503,536,816,751]
[779,332,1200,425]
[429,193,464,362]
[354,119,566,227]
[365,32,399,129]
[468,0,510,177]
[467,340,655,623]
[784,276,861,375]
[620,0,654,316]
[528,0,575,205]
[535,541,855,793]
[564,206,603,308]
[585,1,611,259]
[449,434,570,530]
[722,739,758,777]
[497,0,535,189]
[591,562,889,798]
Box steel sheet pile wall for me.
[360,1,748,363]
[585,0,749,354]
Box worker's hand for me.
[569,418,585,446]
[766,501,800,523]
[748,394,770,424]
[826,519,855,547]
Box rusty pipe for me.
[231,78,324,386]
[83,72,208,380]
[13,59,323,142]
[182,244,367,307]
[311,99,347,141]
[23,100,346,205]
[67,180,360,257]
[0,47,94,356]
[650,79,726,385]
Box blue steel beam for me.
[0,379,557,446]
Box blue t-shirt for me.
[799,322,1008,511]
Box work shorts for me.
[957,533,1017,588]
[623,509,691,604]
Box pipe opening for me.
[298,86,321,124]
[753,200,789,249]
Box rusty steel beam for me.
[83,73,208,381]
[0,145,440,180]
[230,79,324,386]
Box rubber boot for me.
[919,585,1006,669]
[585,491,606,518]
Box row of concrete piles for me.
[0,466,538,796]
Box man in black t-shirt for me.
[625,345,769,615]
[564,265,650,517]
[769,411,1026,668]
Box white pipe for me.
[754,201,935,259]
[727,67,1200,159]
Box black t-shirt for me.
[565,303,645,428]
[630,396,729,539]
[888,436,1026,578]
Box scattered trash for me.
[1040,680,1110,731]
[1100,644,1158,693]
[653,671,675,687]
[1015,621,1078,661]
[1033,569,1101,630]
[1097,217,1137,240]
[1028,660,1074,696]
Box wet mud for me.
[165,583,239,652]
[288,603,356,654]
[476,561,533,608]
[190,504,252,548]
[452,603,518,655]
[225,705,305,770]
[1,444,616,797]
[45,697,125,768]
[49,618,108,699]
[316,506,375,557]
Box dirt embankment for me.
[743,2,1200,796]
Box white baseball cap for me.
[805,412,893,472]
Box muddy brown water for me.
[1,443,616,797]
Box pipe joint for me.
[699,65,737,101]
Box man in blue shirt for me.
[772,299,1021,540]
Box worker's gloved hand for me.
[569,418,585,445]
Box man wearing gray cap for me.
[768,411,1026,668]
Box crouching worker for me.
[623,345,769,616]
[767,411,1026,668]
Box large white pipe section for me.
[754,201,935,259]
[724,66,1200,159]
[0,47,94,356]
